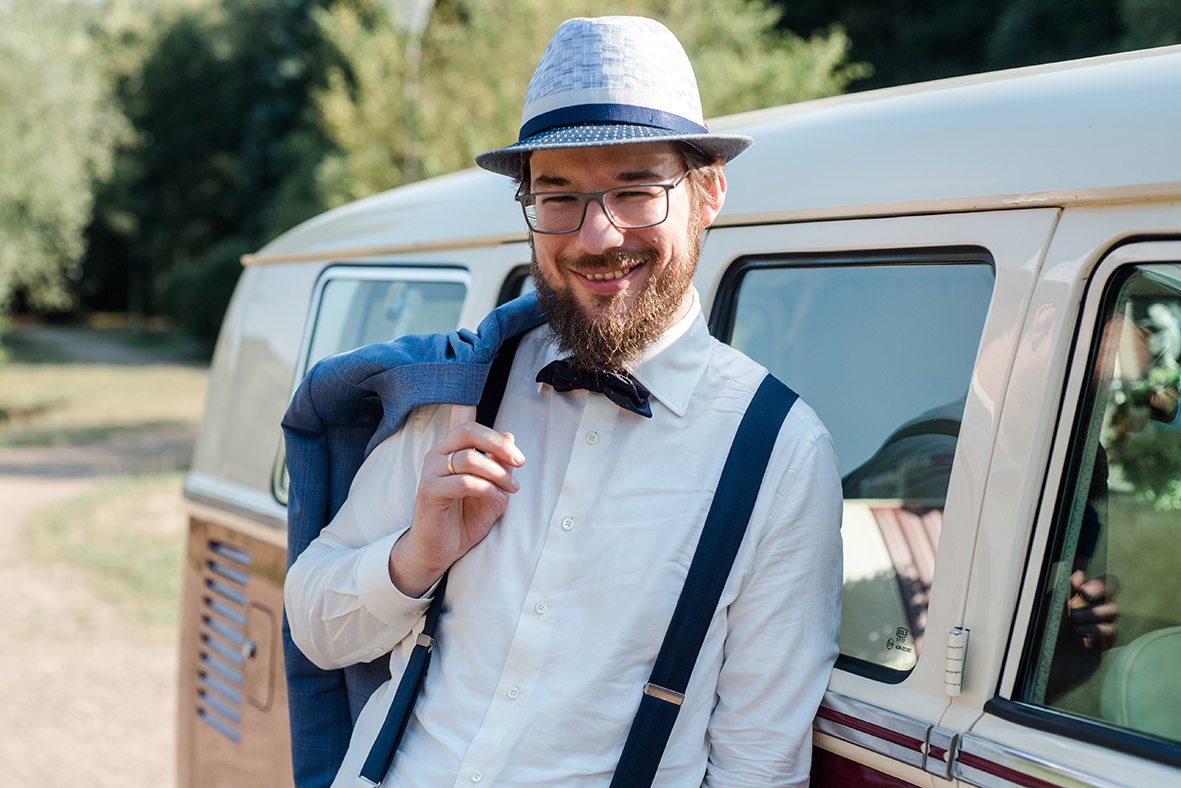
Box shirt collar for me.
[629,288,711,418]
[537,288,712,419]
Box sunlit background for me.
[1,0,1178,785]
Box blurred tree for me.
[769,0,1180,91]
[0,0,127,314]
[1121,0,1181,49]
[311,0,868,206]
[986,0,1123,69]
[80,0,335,347]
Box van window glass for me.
[307,278,466,369]
[274,272,468,505]
[1019,263,1181,745]
[725,260,994,677]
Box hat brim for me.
[475,123,753,178]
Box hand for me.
[1047,570,1120,700]
[1067,570,1120,652]
[388,404,525,597]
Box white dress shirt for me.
[285,290,843,788]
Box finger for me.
[1097,574,1122,600]
[1071,603,1120,625]
[445,448,520,493]
[449,404,477,431]
[438,421,526,467]
[435,470,512,504]
[1078,579,1110,604]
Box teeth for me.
[586,266,633,281]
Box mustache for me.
[557,248,659,272]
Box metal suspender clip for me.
[416,632,436,651]
[643,683,684,706]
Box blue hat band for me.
[519,103,708,142]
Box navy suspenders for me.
[609,373,797,788]
[358,340,798,788]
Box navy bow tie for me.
[536,360,653,418]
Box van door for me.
[957,217,1181,787]
[699,209,1060,787]
[180,264,470,788]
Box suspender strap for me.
[357,332,524,788]
[609,374,798,788]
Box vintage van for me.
[179,45,1181,788]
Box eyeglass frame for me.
[515,172,690,235]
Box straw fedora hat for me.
[476,16,753,178]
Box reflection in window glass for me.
[1022,263,1181,745]
[274,274,467,505]
[307,278,466,370]
[729,262,994,674]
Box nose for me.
[576,197,626,255]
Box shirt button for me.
[586,431,599,445]
[507,685,520,700]
[561,516,575,531]
[470,769,483,783]
[534,601,548,615]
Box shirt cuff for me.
[356,531,437,627]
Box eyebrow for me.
[531,168,669,190]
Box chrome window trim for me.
[812,690,931,771]
[955,732,1127,788]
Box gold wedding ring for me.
[446,451,457,476]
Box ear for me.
[698,167,727,228]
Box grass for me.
[24,472,187,630]
[0,364,208,446]
[2,322,210,631]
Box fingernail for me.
[511,478,521,492]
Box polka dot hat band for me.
[475,16,754,178]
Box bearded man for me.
[285,16,842,788]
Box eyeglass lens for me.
[522,184,672,233]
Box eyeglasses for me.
[516,172,688,234]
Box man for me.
[285,15,842,787]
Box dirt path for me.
[0,472,179,788]
[0,325,200,787]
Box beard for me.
[530,222,701,372]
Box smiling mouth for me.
[580,262,641,281]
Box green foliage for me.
[82,0,335,342]
[1121,0,1181,49]
[0,0,128,312]
[768,0,1181,91]
[986,0,1124,68]
[311,0,868,206]
[1107,367,1181,510]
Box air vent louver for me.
[196,539,253,743]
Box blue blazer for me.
[280,292,546,788]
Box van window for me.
[306,275,466,369]
[273,267,469,504]
[1019,263,1181,745]
[719,256,994,679]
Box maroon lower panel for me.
[811,747,920,788]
